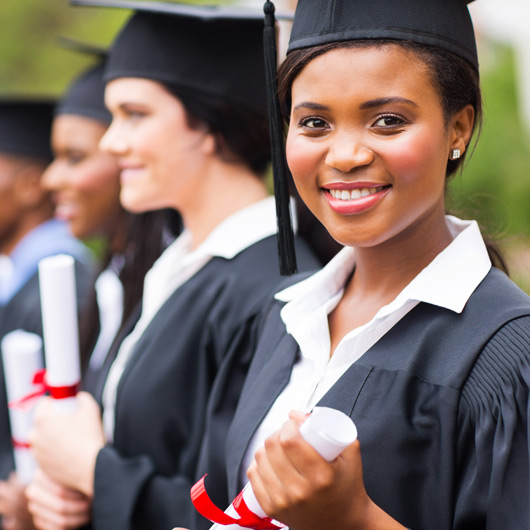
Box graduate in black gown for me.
[181,1,530,530]
[0,57,171,530]
[26,3,321,530]
[40,55,171,393]
[0,100,94,525]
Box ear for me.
[448,104,475,158]
[200,132,217,157]
[13,164,49,209]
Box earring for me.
[450,148,461,160]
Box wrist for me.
[77,442,102,498]
[354,497,407,530]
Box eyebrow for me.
[293,97,418,112]
[359,97,418,110]
[292,102,330,112]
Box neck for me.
[0,210,54,256]
[178,159,268,249]
[348,208,453,303]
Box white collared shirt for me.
[240,216,492,484]
[102,197,279,441]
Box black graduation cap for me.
[70,0,279,115]
[288,0,478,69]
[262,0,479,275]
[0,99,55,160]
[55,39,111,125]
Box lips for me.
[323,182,391,214]
[119,167,145,183]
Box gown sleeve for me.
[90,292,265,530]
[454,315,530,529]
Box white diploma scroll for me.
[1,330,44,484]
[38,254,81,413]
[209,407,358,530]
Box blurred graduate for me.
[0,99,94,491]
[26,2,322,529]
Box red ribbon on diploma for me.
[8,369,79,411]
[191,475,284,530]
[11,438,31,450]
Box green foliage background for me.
[1,1,529,290]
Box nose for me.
[325,131,374,173]
[41,159,65,192]
[99,120,128,156]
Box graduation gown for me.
[0,260,95,480]
[192,268,530,530]
[89,235,320,530]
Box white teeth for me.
[329,186,385,201]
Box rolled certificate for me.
[38,254,81,413]
[208,407,358,530]
[1,330,44,484]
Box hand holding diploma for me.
[26,470,91,530]
[193,407,406,530]
[29,392,105,498]
[246,410,405,530]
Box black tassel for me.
[263,0,297,276]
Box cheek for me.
[286,134,322,188]
[381,128,446,186]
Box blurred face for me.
[101,78,211,213]
[42,115,122,239]
[287,45,458,249]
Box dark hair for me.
[163,84,343,265]
[164,84,271,176]
[277,39,507,271]
[79,209,178,370]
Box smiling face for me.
[100,78,212,214]
[286,44,466,250]
[42,114,122,240]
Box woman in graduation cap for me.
[179,1,530,529]
[26,3,322,530]
[41,57,172,391]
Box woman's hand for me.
[29,392,105,497]
[0,472,36,530]
[247,410,406,530]
[26,470,91,530]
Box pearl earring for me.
[450,148,461,160]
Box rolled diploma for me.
[38,254,81,413]
[1,330,43,484]
[210,407,358,530]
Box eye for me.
[299,116,329,130]
[65,151,85,166]
[372,114,408,128]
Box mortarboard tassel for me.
[263,0,297,276]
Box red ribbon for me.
[8,369,79,411]
[191,475,284,530]
[11,438,31,450]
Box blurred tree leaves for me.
[0,0,129,95]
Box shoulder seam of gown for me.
[460,315,530,421]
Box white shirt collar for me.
[276,216,492,318]
[198,195,282,259]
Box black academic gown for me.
[0,261,95,480]
[192,267,530,530]
[89,235,320,530]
